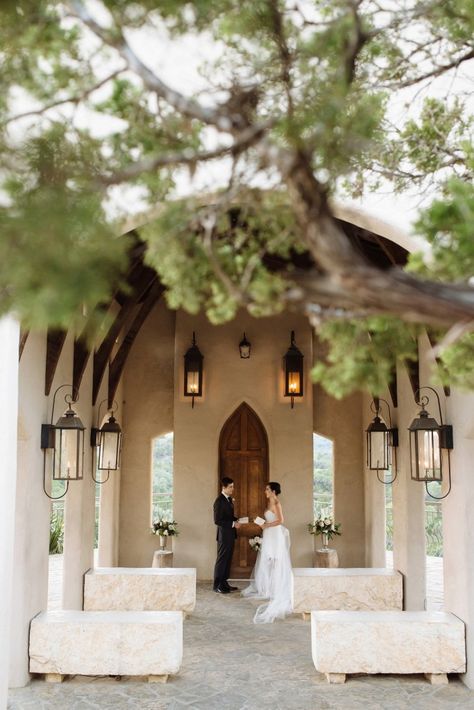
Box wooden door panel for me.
[219,403,268,577]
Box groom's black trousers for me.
[213,494,237,590]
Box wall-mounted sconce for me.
[239,333,251,359]
[184,331,203,408]
[41,385,85,500]
[91,400,122,484]
[408,386,453,500]
[366,397,398,484]
[284,331,303,408]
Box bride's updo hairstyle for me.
[268,481,281,496]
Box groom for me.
[213,477,241,593]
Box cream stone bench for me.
[84,567,196,614]
[292,568,403,619]
[29,610,183,683]
[311,610,466,684]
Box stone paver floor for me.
[9,582,474,710]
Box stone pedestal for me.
[311,610,466,679]
[84,567,196,613]
[153,551,174,568]
[292,568,403,616]
[29,610,183,678]
[314,549,339,568]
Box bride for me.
[241,481,293,623]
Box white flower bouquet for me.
[308,511,341,540]
[249,536,262,552]
[151,518,179,537]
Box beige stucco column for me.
[0,315,19,707]
[392,363,426,610]
[62,359,95,609]
[362,392,388,568]
[443,389,474,688]
[9,333,50,688]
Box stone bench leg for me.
[45,673,66,683]
[325,673,346,684]
[148,674,169,683]
[425,673,448,685]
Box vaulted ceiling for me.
[20,217,419,408]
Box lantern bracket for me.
[413,386,453,500]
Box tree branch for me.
[395,47,474,89]
[6,68,125,125]
[68,0,248,133]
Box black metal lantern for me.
[239,333,251,359]
[284,331,303,408]
[366,397,398,484]
[184,331,203,407]
[90,400,122,484]
[408,387,453,499]
[41,386,85,500]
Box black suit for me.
[213,493,237,590]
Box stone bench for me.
[29,610,182,683]
[311,610,466,684]
[292,568,403,619]
[84,567,196,614]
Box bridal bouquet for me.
[151,518,179,537]
[249,536,262,552]
[308,513,341,540]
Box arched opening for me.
[219,402,269,578]
[312,433,334,517]
[151,432,174,522]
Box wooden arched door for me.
[218,402,268,577]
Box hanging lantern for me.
[408,388,453,499]
[239,333,251,359]
[53,399,85,480]
[365,398,398,484]
[284,331,303,408]
[98,413,122,472]
[184,331,203,407]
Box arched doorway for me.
[218,402,269,577]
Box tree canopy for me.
[1,0,473,396]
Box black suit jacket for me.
[213,493,237,542]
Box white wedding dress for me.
[241,510,293,623]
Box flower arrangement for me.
[308,512,341,540]
[151,518,179,537]
[249,536,262,552]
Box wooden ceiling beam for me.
[107,280,164,408]
[388,367,398,409]
[45,329,67,395]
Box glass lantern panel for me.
[369,430,389,470]
[98,431,121,470]
[55,428,82,480]
[420,430,441,480]
[288,371,301,394]
[186,370,200,394]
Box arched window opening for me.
[151,432,174,521]
[313,433,334,517]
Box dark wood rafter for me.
[19,330,29,360]
[72,337,91,402]
[92,247,158,404]
[388,367,398,409]
[107,280,164,407]
[426,330,451,397]
[405,357,420,399]
[45,329,68,395]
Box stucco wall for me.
[119,300,176,566]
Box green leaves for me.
[312,317,419,398]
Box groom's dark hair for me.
[221,476,234,487]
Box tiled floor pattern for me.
[9,581,474,710]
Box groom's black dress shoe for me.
[215,587,230,594]
[226,585,238,591]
